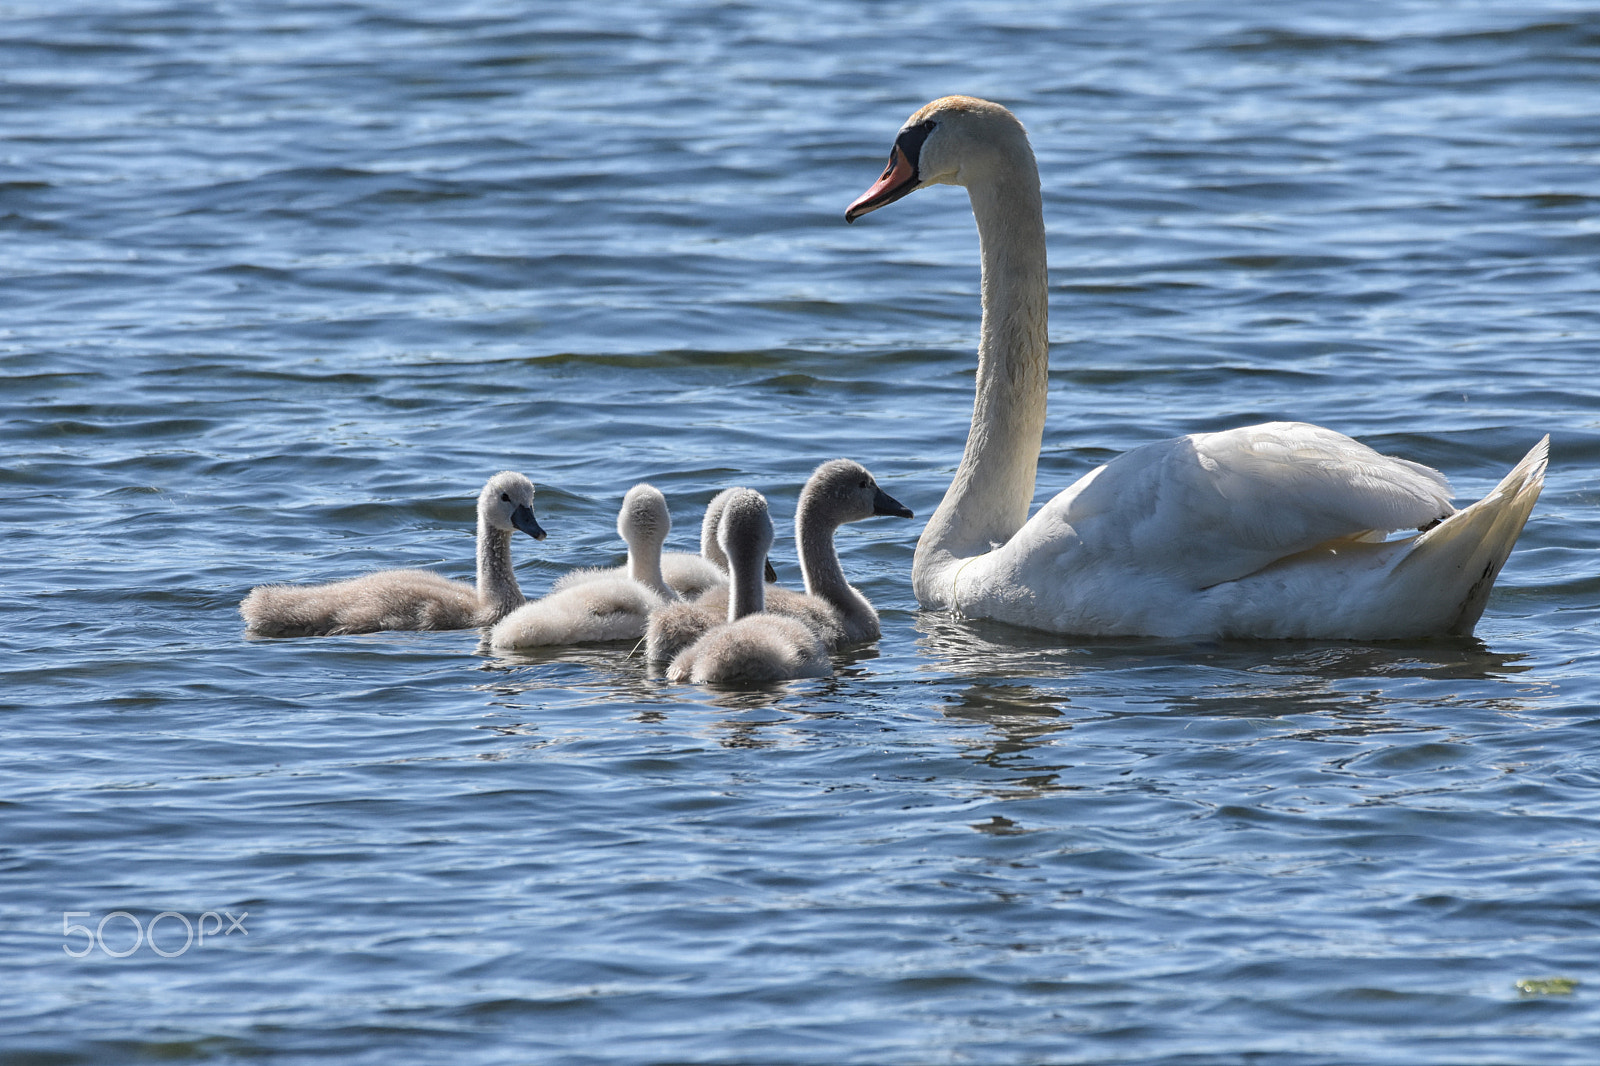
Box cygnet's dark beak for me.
[512,504,547,541]
[873,486,914,519]
[764,558,779,583]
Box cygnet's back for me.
[240,471,546,637]
[490,483,674,648]
[666,490,829,685]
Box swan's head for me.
[717,488,774,577]
[618,483,671,551]
[845,95,1031,223]
[481,471,546,540]
[801,459,914,525]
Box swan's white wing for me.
[1023,422,1455,590]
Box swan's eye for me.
[500,492,512,502]
[859,480,869,489]
[895,120,936,167]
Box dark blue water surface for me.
[3,2,1599,1063]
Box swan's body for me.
[644,596,725,665]
[667,490,830,684]
[490,483,674,648]
[846,95,1546,640]
[240,471,546,637]
[646,461,913,662]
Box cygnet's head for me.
[618,483,671,551]
[701,486,781,581]
[699,487,742,568]
[480,471,547,540]
[799,459,914,527]
[845,95,1031,222]
[717,489,774,575]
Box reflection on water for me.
[942,681,1072,757]
[915,610,1553,808]
[1245,642,1536,682]
[470,611,1551,769]
[915,612,1534,686]
[474,635,849,750]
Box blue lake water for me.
[3,1,1599,1062]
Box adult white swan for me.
[846,95,1546,640]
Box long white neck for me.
[911,152,1049,600]
[476,519,524,616]
[797,501,871,625]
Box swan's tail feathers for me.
[1394,435,1548,636]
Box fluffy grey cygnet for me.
[490,483,675,648]
[666,489,829,685]
[648,459,912,662]
[240,471,546,637]
[791,458,914,642]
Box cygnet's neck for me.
[628,540,671,598]
[913,154,1050,587]
[476,518,524,616]
[727,547,766,622]
[797,497,871,624]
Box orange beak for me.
[845,145,919,223]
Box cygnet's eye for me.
[859,479,869,489]
[500,492,512,502]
